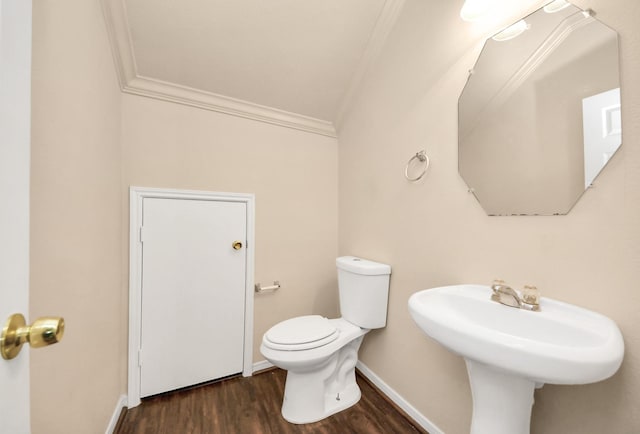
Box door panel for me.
[0,1,32,432]
[140,198,246,397]
[582,87,622,188]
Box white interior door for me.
[582,87,622,188]
[139,197,247,397]
[0,1,32,432]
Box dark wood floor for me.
[114,368,427,434]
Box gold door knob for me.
[232,241,243,250]
[1,313,65,360]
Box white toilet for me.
[260,256,391,424]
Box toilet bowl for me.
[261,316,368,423]
[260,256,391,424]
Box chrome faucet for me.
[491,280,522,308]
[490,280,540,311]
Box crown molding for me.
[123,75,337,137]
[101,0,137,89]
[100,0,337,137]
[488,10,595,110]
[334,0,406,132]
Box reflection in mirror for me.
[458,2,621,216]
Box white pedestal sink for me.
[408,284,624,434]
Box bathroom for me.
[1,0,638,432]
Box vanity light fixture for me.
[543,0,571,13]
[460,0,493,22]
[491,19,530,41]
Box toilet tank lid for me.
[336,256,391,276]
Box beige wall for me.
[30,0,123,433]
[338,0,640,433]
[121,94,340,364]
[30,0,640,432]
[30,2,338,433]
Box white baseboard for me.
[105,394,128,434]
[356,361,444,434]
[252,359,274,374]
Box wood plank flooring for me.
[115,368,427,434]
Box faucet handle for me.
[491,279,506,289]
[522,285,540,310]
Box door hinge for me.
[138,349,143,367]
[139,226,145,243]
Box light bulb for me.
[492,19,530,41]
[460,0,492,22]
[543,0,571,13]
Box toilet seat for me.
[263,315,339,351]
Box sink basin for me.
[408,284,624,434]
[409,284,624,384]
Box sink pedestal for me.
[466,359,537,434]
[409,285,624,433]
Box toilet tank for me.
[337,256,391,329]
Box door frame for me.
[128,186,255,408]
[0,0,33,431]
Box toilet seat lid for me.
[264,315,338,351]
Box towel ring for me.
[404,150,430,182]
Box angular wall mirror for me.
[458,2,621,216]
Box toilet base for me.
[280,335,364,424]
[282,376,361,424]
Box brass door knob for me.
[1,313,65,360]
[232,241,243,250]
